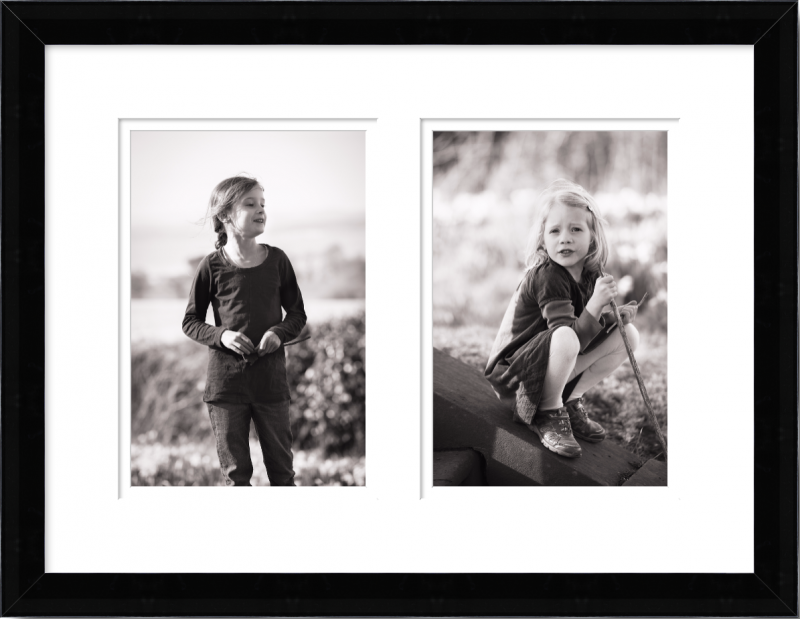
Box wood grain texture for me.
[433,449,484,486]
[622,458,668,487]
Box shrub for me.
[130,341,211,443]
[131,313,366,458]
[286,314,365,456]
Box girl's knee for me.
[551,326,580,358]
[622,323,640,352]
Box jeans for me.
[206,400,295,486]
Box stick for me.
[604,275,668,462]
[239,334,312,363]
[283,335,311,347]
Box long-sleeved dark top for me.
[182,244,307,403]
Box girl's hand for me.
[586,275,618,318]
[258,331,282,356]
[617,301,638,325]
[221,330,255,356]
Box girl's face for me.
[543,201,593,279]
[225,186,266,238]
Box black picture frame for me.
[3,2,797,616]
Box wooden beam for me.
[433,347,666,486]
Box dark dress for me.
[484,260,607,423]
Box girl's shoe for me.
[530,407,582,458]
[565,397,606,442]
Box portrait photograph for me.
[433,130,668,486]
[129,130,365,487]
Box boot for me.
[565,397,606,443]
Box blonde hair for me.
[524,179,609,278]
[205,175,264,249]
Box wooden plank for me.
[433,347,647,486]
[433,449,484,486]
[622,458,668,486]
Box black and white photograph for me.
[433,131,668,486]
[130,131,366,486]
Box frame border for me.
[2,2,797,616]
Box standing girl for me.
[485,179,640,458]
[183,175,307,485]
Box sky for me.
[131,131,365,277]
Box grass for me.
[433,324,668,462]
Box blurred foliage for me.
[131,271,149,297]
[434,131,667,198]
[433,131,667,332]
[285,314,366,455]
[131,437,366,487]
[131,313,366,463]
[131,342,210,441]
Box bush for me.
[131,313,366,457]
[286,314,366,456]
[131,341,211,443]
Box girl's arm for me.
[531,264,604,353]
[182,259,227,349]
[541,299,604,352]
[266,251,307,344]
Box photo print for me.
[432,131,667,486]
[130,131,365,486]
